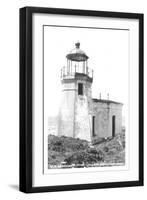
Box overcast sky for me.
[44,25,129,118]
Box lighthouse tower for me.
[58,42,93,141]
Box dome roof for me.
[66,42,89,62]
[70,48,86,55]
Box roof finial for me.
[75,41,80,49]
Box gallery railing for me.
[60,65,93,79]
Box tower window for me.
[78,83,83,95]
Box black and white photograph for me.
[44,27,127,170]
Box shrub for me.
[64,149,104,165]
[103,146,109,152]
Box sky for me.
[44,25,129,118]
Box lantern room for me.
[61,42,93,80]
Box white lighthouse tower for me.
[58,42,93,141]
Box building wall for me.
[58,81,76,137]
[74,79,92,141]
[58,77,123,142]
[58,75,92,141]
[92,101,123,140]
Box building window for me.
[78,83,83,95]
[92,116,95,137]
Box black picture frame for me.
[19,6,144,193]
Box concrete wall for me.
[58,80,76,137]
[58,76,122,142]
[74,79,92,141]
[92,101,123,139]
[58,75,92,141]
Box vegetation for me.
[48,132,125,168]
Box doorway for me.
[112,115,115,137]
[92,116,95,137]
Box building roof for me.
[92,98,123,105]
[66,42,89,61]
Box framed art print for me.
[19,7,144,193]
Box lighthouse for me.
[58,42,93,141]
